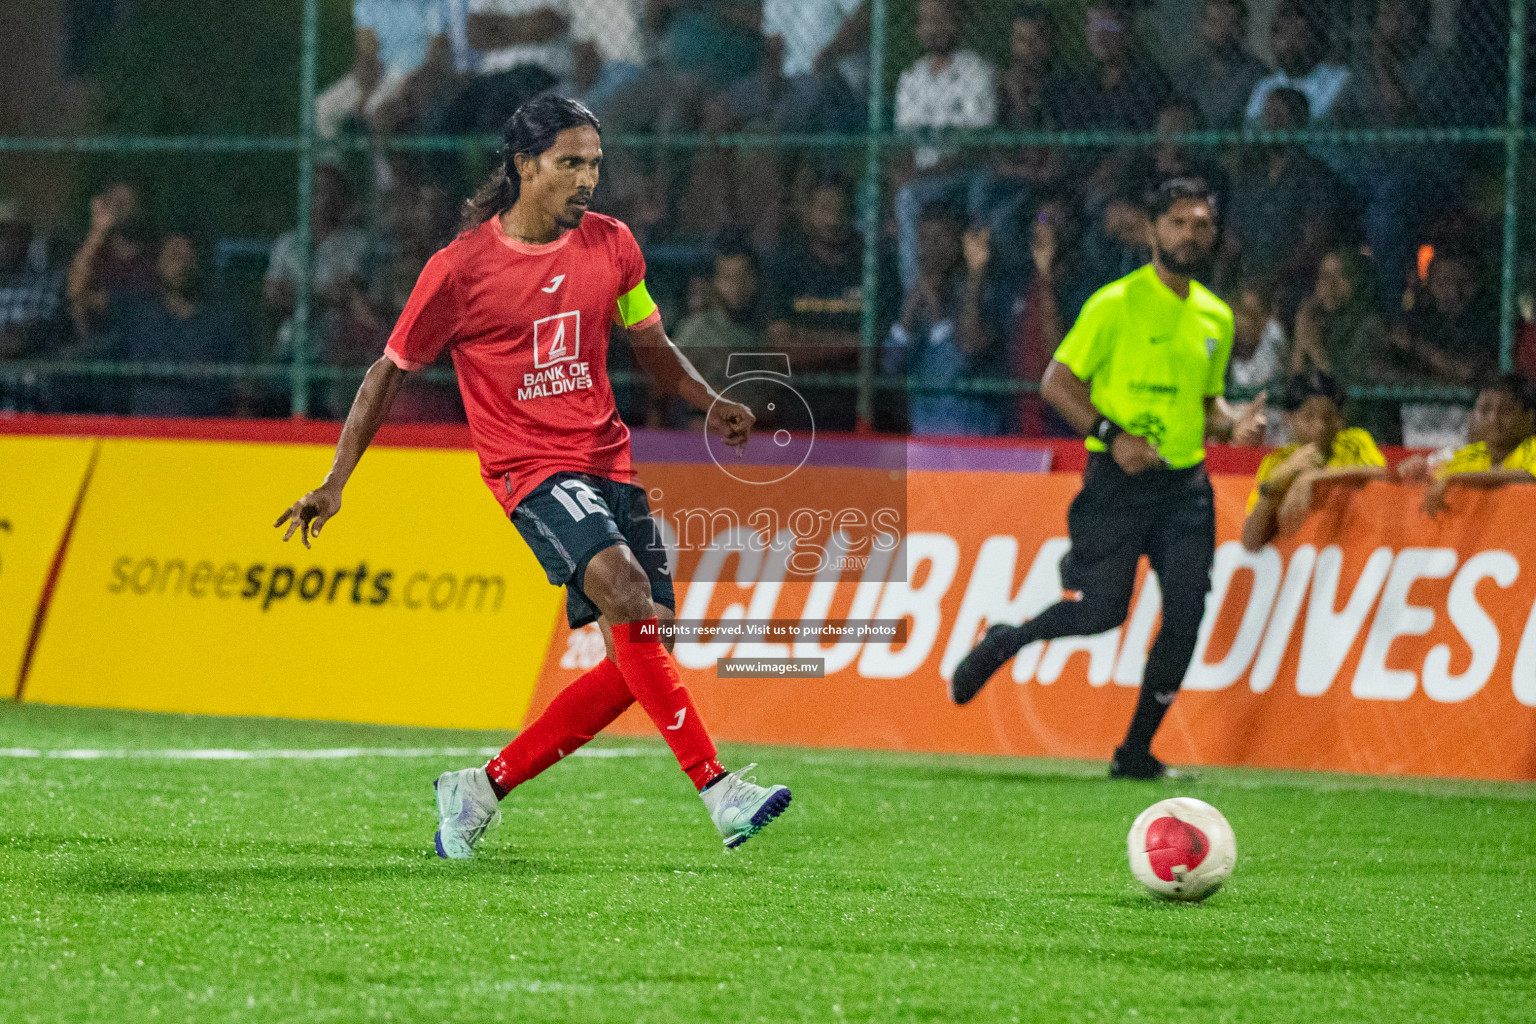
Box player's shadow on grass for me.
[56,851,557,895]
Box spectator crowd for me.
[1,0,1531,451]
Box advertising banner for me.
[23,438,562,728]
[0,437,97,697]
[532,471,1536,781]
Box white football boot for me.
[433,767,501,859]
[700,764,792,850]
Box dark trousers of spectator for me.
[1014,453,1216,755]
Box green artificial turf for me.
[1,704,1534,1023]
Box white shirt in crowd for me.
[1227,319,1286,391]
[569,0,643,65]
[894,50,996,171]
[1245,63,1352,123]
[452,0,573,78]
[764,0,861,79]
[353,0,445,76]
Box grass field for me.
[1,705,1534,1023]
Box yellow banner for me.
[0,437,97,698]
[24,438,562,728]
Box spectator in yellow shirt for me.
[1243,371,1388,550]
[1399,375,1536,518]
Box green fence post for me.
[291,0,321,418]
[1500,0,1528,374]
[856,0,889,429]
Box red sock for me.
[484,658,634,797]
[610,619,719,786]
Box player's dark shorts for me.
[511,471,675,629]
[1059,453,1216,605]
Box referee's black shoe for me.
[1108,747,1197,780]
[948,624,1026,705]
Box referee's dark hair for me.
[460,95,602,232]
[1145,177,1216,221]
[1279,369,1344,412]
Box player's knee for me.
[1077,592,1132,635]
[592,563,653,624]
[1161,592,1209,637]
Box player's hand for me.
[1111,432,1163,475]
[707,397,754,454]
[275,483,343,548]
[1422,479,1449,519]
[1232,391,1267,447]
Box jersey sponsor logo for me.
[533,310,581,368]
[541,274,566,294]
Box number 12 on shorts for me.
[551,479,607,522]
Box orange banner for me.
[531,471,1536,781]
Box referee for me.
[949,178,1262,779]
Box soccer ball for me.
[1127,797,1236,901]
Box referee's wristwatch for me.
[1091,416,1123,446]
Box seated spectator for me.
[1227,276,1286,394]
[1174,0,1269,129]
[1126,96,1231,224]
[569,0,647,118]
[1221,88,1349,308]
[1343,0,1453,310]
[97,233,252,417]
[0,200,64,360]
[1384,245,1499,447]
[1076,187,1150,299]
[1242,370,1387,550]
[882,208,1007,437]
[892,0,996,291]
[316,0,454,139]
[971,3,1065,250]
[1291,248,1388,376]
[353,181,463,422]
[1401,375,1536,518]
[651,0,763,94]
[1244,0,1351,127]
[1043,0,1170,133]
[67,183,157,339]
[1008,196,1086,437]
[263,165,378,396]
[734,0,868,133]
[764,178,878,431]
[1041,0,1171,201]
[435,0,573,133]
[673,235,766,396]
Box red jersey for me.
[384,213,660,513]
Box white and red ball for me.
[1127,797,1236,901]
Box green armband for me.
[616,281,658,328]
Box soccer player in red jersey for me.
[275,96,791,857]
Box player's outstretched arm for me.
[626,320,754,449]
[274,355,408,547]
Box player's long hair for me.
[460,95,602,233]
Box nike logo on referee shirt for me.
[542,275,565,293]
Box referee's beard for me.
[1152,237,1214,282]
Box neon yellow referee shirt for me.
[1054,264,1235,469]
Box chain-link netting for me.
[0,0,1531,445]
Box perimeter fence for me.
[0,0,1530,439]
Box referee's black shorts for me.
[1060,453,1216,614]
[511,471,675,629]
